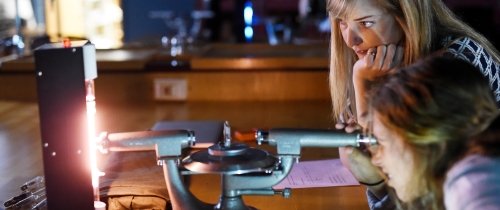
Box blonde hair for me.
[327,0,500,120]
[368,56,500,210]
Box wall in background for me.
[121,0,196,45]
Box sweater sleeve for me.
[366,189,396,210]
[444,155,500,210]
[444,37,500,106]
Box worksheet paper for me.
[273,159,360,189]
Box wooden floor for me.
[0,100,369,210]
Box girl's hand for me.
[336,116,382,185]
[339,146,384,184]
[353,44,404,81]
[335,116,361,133]
[339,146,388,198]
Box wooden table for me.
[0,100,369,210]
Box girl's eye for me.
[360,21,375,28]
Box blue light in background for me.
[244,26,253,40]
[243,2,253,25]
[243,1,253,41]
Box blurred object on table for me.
[3,176,47,210]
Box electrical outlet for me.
[154,78,187,101]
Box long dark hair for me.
[367,55,500,210]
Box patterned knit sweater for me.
[445,37,500,105]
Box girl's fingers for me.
[367,44,404,71]
[365,48,376,66]
[373,45,387,70]
[335,123,346,130]
[382,44,397,70]
[392,45,404,68]
[345,122,361,133]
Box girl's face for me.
[370,112,419,202]
[337,0,403,59]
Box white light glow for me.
[243,4,253,25]
[86,80,103,201]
